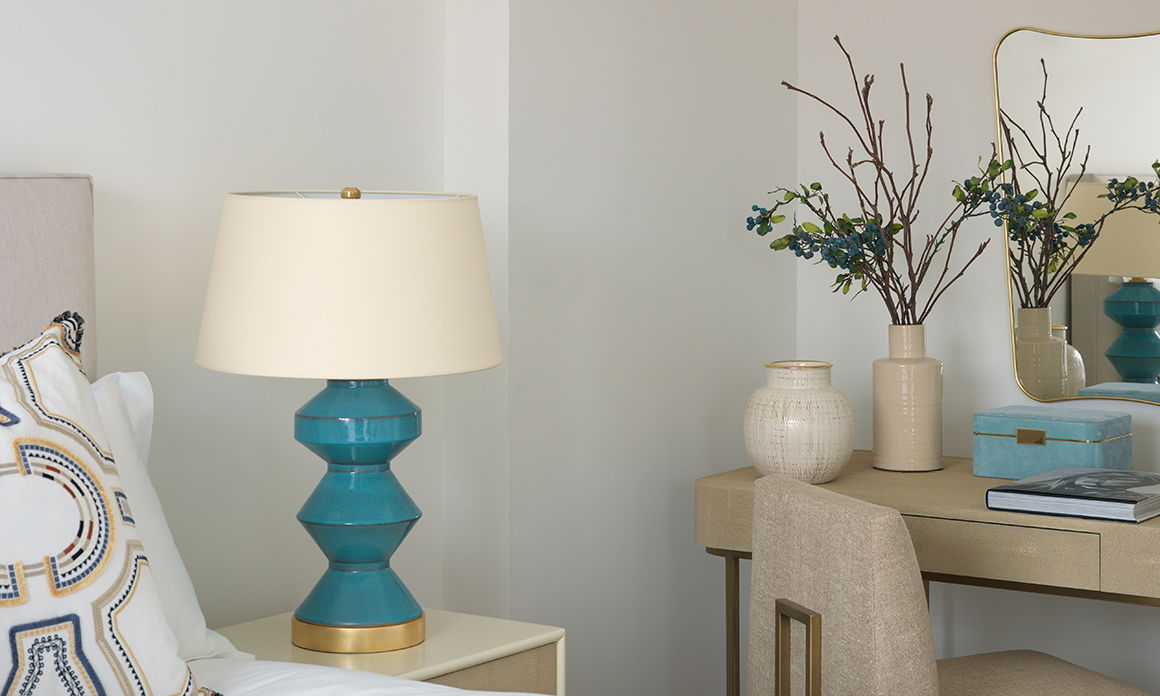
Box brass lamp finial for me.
[341,187,362,199]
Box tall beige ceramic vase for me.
[872,325,943,472]
[743,360,855,484]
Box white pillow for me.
[0,314,214,695]
[92,370,249,662]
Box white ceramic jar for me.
[743,360,855,483]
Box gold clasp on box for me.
[1016,428,1047,446]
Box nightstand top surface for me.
[216,608,565,682]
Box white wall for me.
[508,2,797,694]
[0,1,452,627]
[442,0,512,619]
[794,1,1160,692]
[10,2,1160,695]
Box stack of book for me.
[986,468,1160,523]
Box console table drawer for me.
[903,515,1100,590]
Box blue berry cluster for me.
[983,182,1093,254]
[1106,176,1160,213]
[747,196,886,274]
[818,223,888,270]
[745,206,772,233]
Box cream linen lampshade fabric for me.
[1070,180,1160,279]
[748,474,1150,695]
[195,191,502,379]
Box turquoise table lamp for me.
[195,189,502,653]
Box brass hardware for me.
[765,360,832,370]
[923,571,1160,609]
[706,547,752,560]
[1016,428,1047,445]
[340,187,362,199]
[775,598,821,696]
[290,613,424,653]
[706,547,750,696]
[973,430,1131,445]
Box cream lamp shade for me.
[195,190,503,380]
[1070,181,1160,279]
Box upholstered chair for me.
[748,474,1150,696]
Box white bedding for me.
[189,658,530,696]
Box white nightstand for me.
[217,609,565,695]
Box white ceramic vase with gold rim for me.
[872,324,943,472]
[1014,307,1068,400]
[743,360,855,484]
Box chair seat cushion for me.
[938,650,1149,695]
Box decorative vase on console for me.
[1014,307,1068,400]
[872,325,943,472]
[744,360,855,484]
[744,38,1007,477]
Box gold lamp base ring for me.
[291,613,425,653]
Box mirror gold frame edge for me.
[995,26,1160,406]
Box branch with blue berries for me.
[995,60,1160,309]
[745,35,1009,325]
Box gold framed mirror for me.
[995,27,1160,405]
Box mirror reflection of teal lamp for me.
[1071,181,1160,383]
[195,189,502,653]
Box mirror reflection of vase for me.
[1052,325,1086,397]
[1015,307,1068,399]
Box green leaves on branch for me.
[746,156,1010,312]
[743,36,1005,325]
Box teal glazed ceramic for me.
[293,379,423,629]
[1104,280,1160,383]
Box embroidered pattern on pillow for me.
[0,313,218,696]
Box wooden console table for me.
[694,450,1160,696]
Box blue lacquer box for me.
[973,405,1132,479]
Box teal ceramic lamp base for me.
[290,379,425,653]
[1104,279,1160,384]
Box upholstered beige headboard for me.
[0,174,97,377]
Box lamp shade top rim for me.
[229,190,475,201]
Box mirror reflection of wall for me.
[997,32,1160,174]
[996,29,1160,404]
[1071,274,1121,386]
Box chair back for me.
[748,474,939,696]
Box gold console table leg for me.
[707,548,752,696]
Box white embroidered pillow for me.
[0,314,216,696]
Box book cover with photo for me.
[986,468,1160,523]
